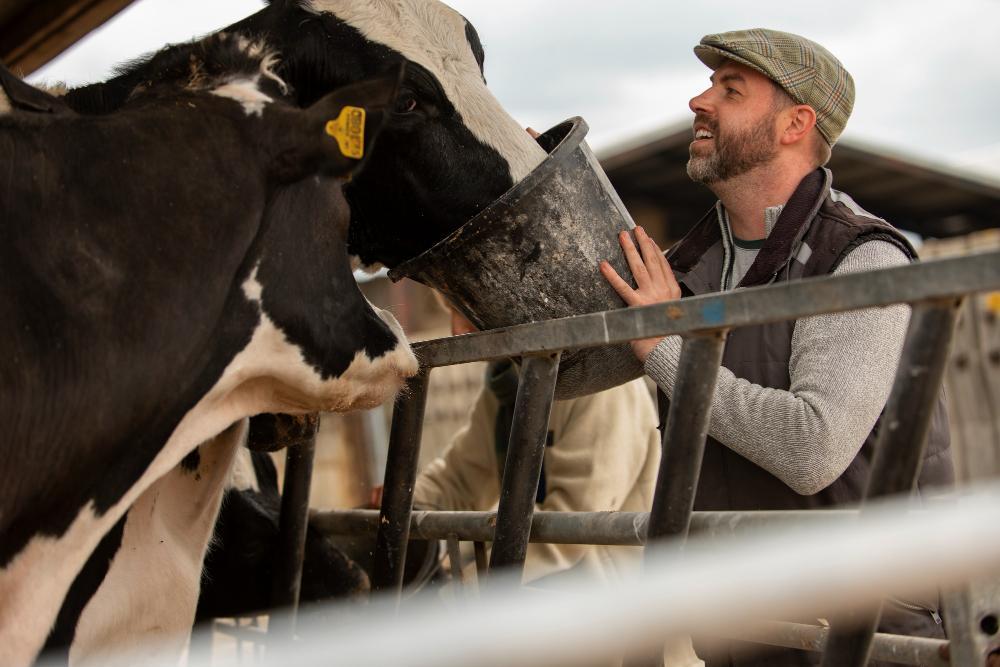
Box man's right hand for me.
[600,226,681,362]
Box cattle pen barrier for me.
[265,248,1000,666]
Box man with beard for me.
[600,29,953,666]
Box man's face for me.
[686,61,785,185]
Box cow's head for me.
[227,0,548,269]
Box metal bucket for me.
[388,117,641,398]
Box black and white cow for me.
[0,34,419,666]
[23,0,550,662]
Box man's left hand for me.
[599,226,681,362]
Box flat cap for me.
[694,28,854,146]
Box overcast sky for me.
[30,0,1000,182]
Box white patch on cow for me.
[0,90,10,114]
[211,76,272,117]
[233,34,289,96]
[239,265,418,412]
[38,82,69,97]
[69,424,245,666]
[260,52,290,95]
[304,0,546,182]
[228,446,261,492]
[350,254,387,275]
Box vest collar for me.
[668,168,832,294]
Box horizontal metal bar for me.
[413,250,1000,368]
[717,621,949,666]
[311,509,857,546]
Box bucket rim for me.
[387,116,589,283]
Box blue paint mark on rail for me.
[701,300,725,325]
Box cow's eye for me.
[396,96,418,114]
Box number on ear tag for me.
[325,106,366,159]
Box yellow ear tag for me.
[325,106,366,159]
[986,292,1000,314]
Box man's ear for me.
[779,104,817,147]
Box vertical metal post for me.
[269,433,317,638]
[372,369,431,595]
[646,332,727,544]
[821,298,962,667]
[628,332,726,667]
[487,352,561,577]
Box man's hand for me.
[599,226,681,362]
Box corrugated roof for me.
[598,123,1000,239]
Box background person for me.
[374,302,702,667]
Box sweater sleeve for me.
[524,379,659,581]
[644,240,910,495]
[412,386,501,511]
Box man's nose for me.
[689,88,712,115]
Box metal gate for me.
[267,248,1000,666]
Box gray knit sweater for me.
[644,238,911,496]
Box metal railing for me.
[272,249,1000,665]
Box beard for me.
[686,113,778,185]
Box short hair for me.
[770,82,831,168]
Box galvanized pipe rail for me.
[487,353,561,577]
[371,370,430,594]
[413,250,1000,368]
[367,249,999,660]
[313,508,859,545]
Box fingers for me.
[662,256,682,300]
[525,126,540,139]
[604,227,681,306]
[618,230,650,288]
[640,228,682,300]
[635,226,665,285]
[599,260,640,306]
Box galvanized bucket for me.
[388,117,641,398]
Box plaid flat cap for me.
[694,28,854,146]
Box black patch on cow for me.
[255,177,400,374]
[196,452,367,621]
[180,448,201,473]
[42,514,127,662]
[247,413,320,452]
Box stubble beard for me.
[686,113,779,185]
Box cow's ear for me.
[318,63,405,119]
[308,64,405,176]
[0,64,72,115]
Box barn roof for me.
[598,121,1000,239]
[0,0,136,76]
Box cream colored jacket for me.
[414,377,659,584]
